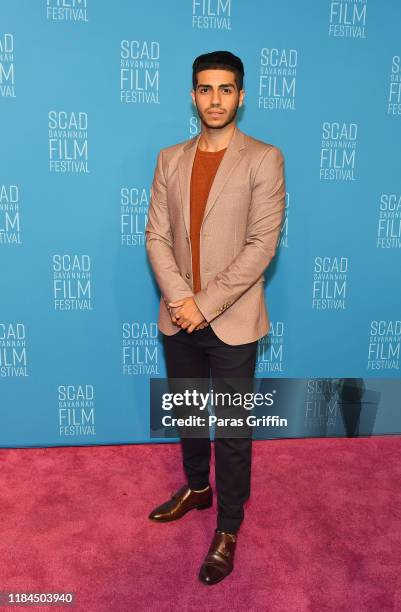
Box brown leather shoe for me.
[148,484,212,522]
[199,529,237,585]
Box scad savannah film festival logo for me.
[58,384,96,437]
[388,55,401,116]
[46,0,88,22]
[259,48,297,111]
[256,321,285,374]
[53,254,92,311]
[328,0,367,38]
[192,0,232,29]
[304,379,339,431]
[49,111,89,173]
[0,184,21,245]
[0,33,15,98]
[320,122,357,181]
[120,40,160,104]
[0,323,28,378]
[122,322,159,376]
[367,320,400,371]
[312,256,348,310]
[377,193,401,249]
[120,185,149,246]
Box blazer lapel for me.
[177,125,247,236]
[177,131,201,237]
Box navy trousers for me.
[162,324,258,534]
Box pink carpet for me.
[0,437,400,611]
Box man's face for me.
[191,69,244,130]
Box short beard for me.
[197,103,239,130]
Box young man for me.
[145,50,286,585]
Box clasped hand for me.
[168,297,209,333]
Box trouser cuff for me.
[217,517,241,534]
[188,479,210,491]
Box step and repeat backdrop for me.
[1,1,400,447]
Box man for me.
[145,50,285,585]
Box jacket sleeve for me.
[193,146,285,323]
[145,149,194,305]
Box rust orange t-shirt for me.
[190,146,227,293]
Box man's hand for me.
[168,305,208,331]
[168,297,208,333]
[195,320,209,330]
[168,305,187,327]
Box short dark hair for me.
[192,50,244,92]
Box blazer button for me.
[185,272,191,279]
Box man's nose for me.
[211,89,222,105]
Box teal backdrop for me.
[1,1,400,446]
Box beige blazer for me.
[145,125,286,346]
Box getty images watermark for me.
[150,378,401,440]
[160,388,287,429]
